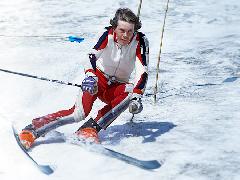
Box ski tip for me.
[223,76,238,83]
[141,160,161,170]
[39,165,54,175]
[136,160,162,171]
[11,124,17,132]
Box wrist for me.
[131,93,142,100]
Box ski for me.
[69,138,161,170]
[101,147,161,170]
[12,125,54,175]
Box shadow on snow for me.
[33,120,176,147]
[99,121,176,145]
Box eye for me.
[120,29,125,33]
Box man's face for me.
[114,20,135,46]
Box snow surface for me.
[0,0,240,179]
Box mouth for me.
[121,38,129,43]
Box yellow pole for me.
[154,0,170,104]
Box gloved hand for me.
[129,93,143,114]
[81,76,98,95]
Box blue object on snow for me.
[68,36,84,43]
[223,76,238,83]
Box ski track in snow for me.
[0,0,240,180]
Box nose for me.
[123,32,127,37]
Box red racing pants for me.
[31,69,133,136]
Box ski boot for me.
[19,124,38,150]
[76,118,101,143]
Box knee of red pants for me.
[74,90,98,122]
[95,91,130,124]
[32,105,75,129]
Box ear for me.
[113,27,117,33]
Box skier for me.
[19,8,149,149]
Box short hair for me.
[110,8,142,31]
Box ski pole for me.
[129,0,143,124]
[153,0,170,104]
[137,0,143,17]
[0,34,84,43]
[0,68,82,88]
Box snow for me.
[0,0,240,179]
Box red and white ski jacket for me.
[85,27,149,95]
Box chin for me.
[119,40,129,46]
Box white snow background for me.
[0,0,240,180]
